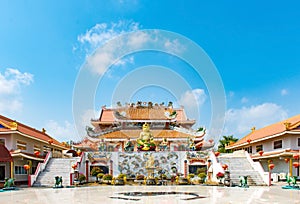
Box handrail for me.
[29,151,52,186]
[245,151,269,185]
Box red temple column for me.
[110,160,113,175]
[85,160,89,182]
[184,160,187,177]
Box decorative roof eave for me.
[0,130,67,150]
[226,130,300,150]
[251,149,298,160]
[11,152,45,161]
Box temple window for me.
[244,146,252,153]
[298,138,300,146]
[273,140,282,149]
[16,140,27,150]
[0,138,5,145]
[14,166,27,175]
[256,145,263,152]
[34,145,41,152]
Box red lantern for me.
[72,164,77,169]
[34,151,40,156]
[293,154,299,160]
[247,139,251,144]
[222,164,228,170]
[258,150,264,156]
[48,139,53,144]
[293,162,299,168]
[284,158,290,163]
[24,164,30,171]
[268,163,275,170]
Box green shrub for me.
[103,174,113,181]
[79,173,86,183]
[188,174,195,178]
[97,173,104,179]
[117,174,126,179]
[198,172,206,179]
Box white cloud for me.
[44,120,78,142]
[78,20,141,76]
[78,20,140,53]
[164,39,185,54]
[0,68,33,114]
[223,103,288,138]
[281,89,288,96]
[178,89,207,120]
[0,68,33,94]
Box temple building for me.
[226,114,300,181]
[0,115,67,186]
[73,102,214,177]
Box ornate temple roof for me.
[91,104,196,125]
[226,114,300,149]
[0,114,67,149]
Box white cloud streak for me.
[0,68,33,113]
[223,103,288,138]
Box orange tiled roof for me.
[0,115,66,149]
[96,106,193,123]
[227,114,300,149]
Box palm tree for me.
[217,135,239,153]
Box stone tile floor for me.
[1,185,300,204]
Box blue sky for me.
[1,1,300,142]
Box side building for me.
[0,115,67,186]
[226,114,300,180]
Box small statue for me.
[146,154,155,168]
[188,137,196,151]
[98,139,106,152]
[54,176,63,188]
[4,178,15,188]
[137,123,156,151]
[159,138,168,151]
[124,139,134,152]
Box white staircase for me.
[218,153,267,186]
[33,158,77,187]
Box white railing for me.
[244,151,269,185]
[210,151,225,182]
[173,126,205,137]
[29,151,52,186]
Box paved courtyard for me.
[1,185,300,204]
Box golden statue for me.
[137,123,156,151]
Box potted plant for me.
[97,173,104,184]
[198,172,206,184]
[216,172,224,184]
[102,174,113,184]
[78,173,86,184]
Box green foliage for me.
[103,174,113,181]
[90,167,103,177]
[117,174,126,179]
[188,174,195,178]
[198,172,206,179]
[196,167,207,175]
[97,173,104,179]
[217,135,239,153]
[79,173,86,182]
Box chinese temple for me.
[74,102,215,178]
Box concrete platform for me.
[1,185,299,203]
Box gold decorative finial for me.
[283,121,291,130]
[251,127,256,132]
[10,122,18,130]
[42,128,46,133]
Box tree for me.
[217,135,239,153]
